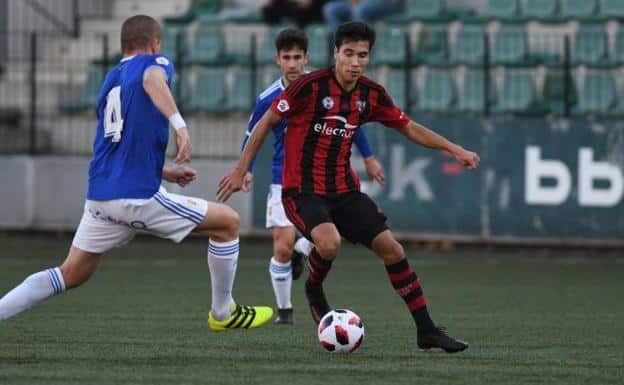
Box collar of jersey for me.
[120,55,137,62]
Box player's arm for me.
[162,164,197,187]
[395,120,480,169]
[217,110,282,202]
[239,98,271,192]
[143,66,191,164]
[352,128,385,185]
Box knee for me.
[386,240,405,264]
[314,235,341,259]
[219,206,240,241]
[59,263,94,289]
[273,240,294,262]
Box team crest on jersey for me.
[277,99,290,112]
[356,100,367,113]
[322,97,334,110]
[155,56,169,65]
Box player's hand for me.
[241,172,254,193]
[217,167,245,202]
[454,147,480,170]
[163,165,197,187]
[363,156,385,186]
[174,127,192,164]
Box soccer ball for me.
[317,309,364,353]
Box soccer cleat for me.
[273,308,294,325]
[417,326,469,353]
[304,279,331,325]
[291,249,306,280]
[208,304,273,332]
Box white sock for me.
[0,267,65,320]
[269,257,292,309]
[207,238,239,321]
[294,237,313,256]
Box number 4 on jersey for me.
[104,86,124,142]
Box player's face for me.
[334,40,371,87]
[276,47,308,85]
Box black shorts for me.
[282,190,388,248]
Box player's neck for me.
[122,48,155,59]
[281,76,292,88]
[333,71,358,92]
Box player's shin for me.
[385,258,436,333]
[269,257,292,309]
[307,248,332,285]
[207,238,239,320]
[0,267,66,320]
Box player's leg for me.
[269,225,297,324]
[0,246,100,320]
[370,230,468,353]
[147,188,272,331]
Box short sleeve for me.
[143,55,175,87]
[367,86,410,129]
[269,77,311,118]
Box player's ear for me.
[304,52,309,65]
[333,47,339,61]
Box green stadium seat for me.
[600,0,624,19]
[417,70,455,111]
[612,29,624,64]
[575,72,616,114]
[373,25,407,66]
[457,70,487,113]
[451,24,485,65]
[560,0,597,20]
[522,0,557,20]
[571,25,607,65]
[385,69,408,110]
[491,24,527,65]
[542,70,577,115]
[305,25,332,68]
[226,68,256,112]
[494,70,536,113]
[412,24,449,65]
[172,72,192,110]
[161,25,189,60]
[163,0,222,25]
[257,27,285,65]
[480,0,518,20]
[188,24,228,65]
[388,0,446,22]
[186,68,226,113]
[59,66,104,113]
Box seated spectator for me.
[262,0,329,28]
[323,0,403,29]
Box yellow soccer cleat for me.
[208,304,273,332]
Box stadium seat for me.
[186,68,226,113]
[480,0,519,20]
[305,25,332,69]
[541,70,577,115]
[457,70,487,113]
[575,72,616,114]
[388,0,447,22]
[600,0,624,19]
[494,69,537,113]
[612,28,624,64]
[172,72,192,110]
[161,25,189,60]
[188,24,228,66]
[257,27,285,65]
[59,66,104,113]
[491,24,527,65]
[226,68,256,112]
[451,24,486,65]
[163,0,222,25]
[373,25,407,66]
[412,24,449,65]
[571,25,607,65]
[417,69,455,111]
[560,0,597,20]
[522,0,557,20]
[385,69,408,110]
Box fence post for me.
[29,32,37,154]
[483,32,491,118]
[404,31,412,112]
[101,33,109,72]
[175,30,184,112]
[250,34,257,108]
[564,35,571,118]
[72,0,80,37]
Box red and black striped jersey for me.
[270,68,410,196]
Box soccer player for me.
[241,28,385,325]
[0,15,272,331]
[218,22,480,352]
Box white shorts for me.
[266,184,294,229]
[72,186,208,254]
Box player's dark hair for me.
[334,21,376,50]
[121,15,161,53]
[275,28,308,53]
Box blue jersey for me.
[87,54,174,200]
[242,77,373,185]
